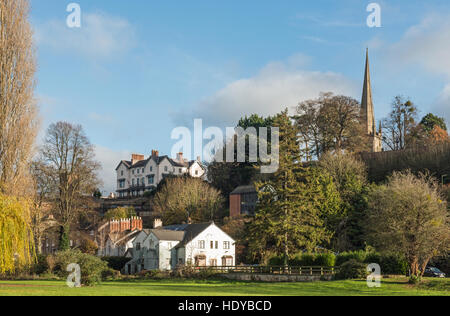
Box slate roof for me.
[116,155,200,170]
[150,229,185,241]
[230,185,257,195]
[162,223,213,249]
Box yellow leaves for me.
[0,194,35,274]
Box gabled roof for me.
[231,185,257,195]
[117,155,195,170]
[162,223,214,249]
[115,160,132,171]
[150,229,185,241]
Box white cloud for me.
[387,13,450,124]
[35,13,136,59]
[173,56,357,127]
[432,84,450,126]
[388,13,450,78]
[94,146,131,195]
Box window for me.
[195,170,199,176]
[164,166,168,172]
[142,178,145,186]
[132,179,135,186]
[223,241,230,250]
[179,168,182,173]
[198,240,205,249]
[210,241,214,249]
[137,178,140,186]
[137,169,140,174]
[142,168,145,173]
[148,175,154,185]
[132,170,135,175]
[215,241,218,249]
[136,243,141,251]
[150,166,153,172]
[210,259,217,266]
[121,170,124,176]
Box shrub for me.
[268,255,284,266]
[379,254,408,275]
[54,249,109,286]
[101,257,130,271]
[32,254,49,275]
[101,268,121,280]
[336,260,368,280]
[315,253,336,267]
[79,238,98,255]
[336,250,367,266]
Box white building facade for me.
[116,150,205,198]
[124,222,235,274]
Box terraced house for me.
[115,150,205,198]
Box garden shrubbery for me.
[268,252,336,267]
[101,256,130,272]
[336,260,367,280]
[336,250,408,275]
[53,249,110,286]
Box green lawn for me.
[0,277,448,296]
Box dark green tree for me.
[208,114,275,201]
[420,113,447,132]
[247,111,331,265]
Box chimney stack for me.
[131,154,145,165]
[153,218,163,229]
[151,150,159,158]
[176,152,184,162]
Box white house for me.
[116,150,206,198]
[124,221,235,274]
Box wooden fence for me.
[193,266,338,276]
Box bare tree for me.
[40,122,101,249]
[151,176,224,225]
[296,93,368,159]
[0,0,38,195]
[382,96,419,151]
[365,171,449,278]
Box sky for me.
[29,0,450,194]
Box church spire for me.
[361,48,375,136]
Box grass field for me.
[0,277,448,296]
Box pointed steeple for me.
[361,48,375,136]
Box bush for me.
[101,268,121,280]
[314,253,336,267]
[79,238,98,255]
[268,255,284,266]
[336,260,368,280]
[54,249,109,286]
[336,250,408,275]
[379,254,408,275]
[336,250,367,266]
[32,254,49,275]
[101,257,130,271]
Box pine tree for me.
[248,111,330,265]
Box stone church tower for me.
[361,49,382,152]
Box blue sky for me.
[30,0,450,193]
